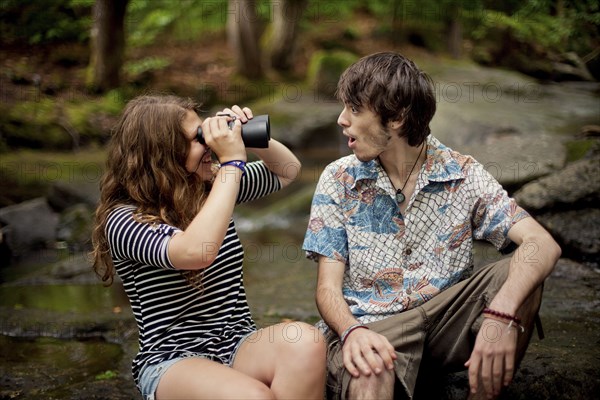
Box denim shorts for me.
[138,357,188,400]
[137,331,255,399]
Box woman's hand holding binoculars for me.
[197,105,271,149]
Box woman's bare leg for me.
[156,357,274,400]
[233,322,327,400]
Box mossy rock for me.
[56,203,94,252]
[2,99,72,149]
[0,91,125,151]
[306,50,359,99]
[565,138,598,163]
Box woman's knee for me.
[278,322,326,365]
[242,382,276,400]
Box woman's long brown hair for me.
[91,95,209,287]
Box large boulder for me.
[537,208,600,264]
[307,50,358,100]
[56,203,95,252]
[249,96,342,149]
[0,197,59,258]
[512,151,600,264]
[458,130,567,188]
[47,181,100,211]
[514,156,600,211]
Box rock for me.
[416,258,600,399]
[47,181,100,211]
[5,250,100,286]
[307,50,358,99]
[551,52,595,82]
[580,125,600,137]
[0,197,58,258]
[250,96,342,149]
[457,130,567,188]
[56,203,94,252]
[513,157,600,211]
[0,221,12,266]
[537,208,600,264]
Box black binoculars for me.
[196,114,271,148]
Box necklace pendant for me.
[396,189,406,204]
[394,142,425,207]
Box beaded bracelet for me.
[220,160,246,176]
[482,307,521,324]
[483,313,525,333]
[340,323,369,345]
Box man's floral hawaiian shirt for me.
[303,135,529,324]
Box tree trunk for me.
[88,0,129,92]
[227,0,263,79]
[268,0,307,72]
[391,0,403,46]
[446,5,462,59]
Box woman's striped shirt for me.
[105,162,281,387]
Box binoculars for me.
[196,114,271,148]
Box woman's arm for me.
[251,139,301,188]
[168,116,246,270]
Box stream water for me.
[1,62,598,398]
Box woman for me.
[91,95,326,399]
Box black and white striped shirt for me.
[105,162,281,387]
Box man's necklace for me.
[395,143,425,204]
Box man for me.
[303,52,560,400]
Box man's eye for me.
[350,106,358,113]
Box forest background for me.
[0,0,599,207]
[1,1,599,398]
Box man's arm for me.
[316,255,396,377]
[466,216,561,397]
[489,216,560,314]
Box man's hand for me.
[465,318,518,399]
[342,327,397,378]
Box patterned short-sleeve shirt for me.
[303,136,529,325]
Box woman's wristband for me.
[340,323,369,345]
[219,160,246,176]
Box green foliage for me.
[94,89,128,116]
[472,10,571,52]
[2,0,597,58]
[95,370,119,380]
[126,0,229,46]
[123,57,171,78]
[0,0,93,45]
[469,0,600,55]
[127,2,180,47]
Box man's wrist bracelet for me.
[483,313,526,333]
[220,160,246,176]
[340,323,369,345]
[482,307,521,324]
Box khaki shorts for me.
[324,258,526,400]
